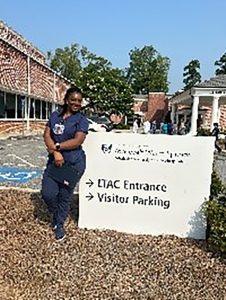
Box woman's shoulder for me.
[51,110,60,116]
[49,110,60,120]
[75,112,88,121]
[69,112,88,126]
[75,112,89,132]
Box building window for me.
[47,102,52,118]
[17,95,25,119]
[6,93,16,118]
[35,99,41,119]
[41,101,47,119]
[0,91,5,118]
[29,98,35,119]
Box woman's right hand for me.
[53,151,64,167]
[46,145,56,154]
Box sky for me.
[1,0,226,93]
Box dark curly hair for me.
[59,86,82,116]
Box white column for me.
[211,96,219,130]
[171,103,176,123]
[176,113,179,126]
[124,115,128,125]
[27,55,31,130]
[53,72,56,103]
[188,95,199,135]
[27,97,31,131]
[217,106,221,124]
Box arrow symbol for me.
[86,179,94,187]
[86,193,94,201]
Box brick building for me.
[170,75,226,135]
[133,92,170,127]
[0,20,71,135]
[0,20,172,134]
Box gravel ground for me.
[1,134,226,299]
[0,189,226,300]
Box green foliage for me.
[80,60,133,114]
[48,45,133,116]
[205,198,226,257]
[113,123,130,130]
[215,52,226,75]
[126,45,170,94]
[183,59,201,90]
[47,44,82,82]
[205,171,226,257]
[196,127,210,136]
[210,171,225,199]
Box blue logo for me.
[0,166,41,183]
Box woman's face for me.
[66,92,82,113]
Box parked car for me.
[87,118,108,132]
[88,115,113,132]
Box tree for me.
[183,59,201,90]
[47,45,133,115]
[47,44,82,83]
[80,52,133,114]
[126,45,170,94]
[215,52,226,75]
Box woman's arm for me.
[43,125,65,166]
[58,131,87,151]
[43,126,56,153]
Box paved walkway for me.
[0,134,46,190]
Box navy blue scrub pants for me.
[41,159,85,226]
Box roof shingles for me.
[195,74,226,88]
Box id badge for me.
[53,123,65,135]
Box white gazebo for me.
[170,75,226,135]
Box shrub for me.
[210,170,225,199]
[196,128,210,136]
[113,123,130,130]
[205,171,226,257]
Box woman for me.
[41,86,88,241]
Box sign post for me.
[21,97,26,136]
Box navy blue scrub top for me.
[47,111,89,164]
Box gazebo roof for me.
[195,74,226,88]
[170,75,226,105]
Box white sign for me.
[79,133,215,239]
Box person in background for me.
[161,121,168,134]
[143,119,150,134]
[41,86,89,241]
[137,117,141,128]
[151,120,157,134]
[167,120,174,135]
[211,122,221,153]
[133,118,139,133]
[178,122,186,135]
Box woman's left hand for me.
[53,151,64,167]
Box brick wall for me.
[0,20,45,64]
[0,121,46,136]
[133,100,148,114]
[219,106,226,130]
[0,40,27,94]
[176,104,226,130]
[30,60,54,101]
[0,22,71,103]
[146,93,168,126]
